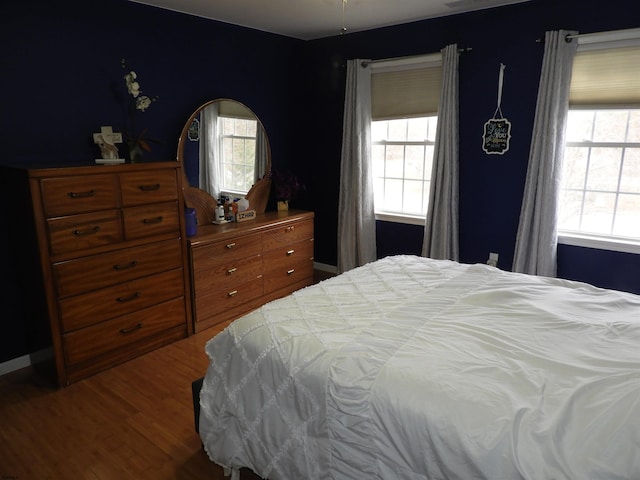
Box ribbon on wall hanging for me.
[482,63,511,155]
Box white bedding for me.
[199,255,640,479]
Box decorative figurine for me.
[93,126,125,164]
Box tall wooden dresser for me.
[1,162,192,386]
[189,210,314,332]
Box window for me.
[559,109,640,243]
[372,116,437,219]
[557,30,640,253]
[219,116,257,194]
[370,53,442,224]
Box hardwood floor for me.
[0,321,262,480]
[0,270,337,479]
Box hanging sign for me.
[188,117,200,141]
[482,63,511,155]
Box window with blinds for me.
[370,54,442,223]
[558,29,640,254]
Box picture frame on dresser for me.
[0,161,193,387]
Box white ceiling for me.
[130,0,531,40]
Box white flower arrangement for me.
[120,59,159,160]
[123,66,155,112]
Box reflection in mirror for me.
[179,99,271,201]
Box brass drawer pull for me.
[116,291,141,303]
[67,189,96,199]
[113,260,137,271]
[227,290,238,297]
[226,242,236,249]
[286,249,295,256]
[72,226,101,236]
[287,269,295,275]
[143,216,163,224]
[227,267,237,274]
[138,183,160,191]
[119,322,143,335]
[286,225,295,231]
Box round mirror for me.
[177,99,272,223]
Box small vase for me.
[128,142,144,163]
[277,200,289,211]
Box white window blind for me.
[371,54,442,120]
[570,28,640,107]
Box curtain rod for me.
[537,27,640,44]
[361,47,472,67]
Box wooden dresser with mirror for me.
[177,98,315,332]
[1,161,193,386]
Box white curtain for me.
[513,30,578,277]
[421,44,460,261]
[200,102,222,201]
[255,126,268,180]
[337,59,377,274]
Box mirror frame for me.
[177,99,272,223]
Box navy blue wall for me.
[1,0,639,364]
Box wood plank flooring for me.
[0,320,262,480]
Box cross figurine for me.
[93,126,125,164]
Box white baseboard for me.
[0,348,53,377]
[314,262,338,274]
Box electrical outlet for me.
[487,252,499,267]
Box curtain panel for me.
[200,102,222,201]
[422,44,460,261]
[513,30,578,277]
[337,59,377,273]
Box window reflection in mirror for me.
[181,99,270,202]
[220,115,257,193]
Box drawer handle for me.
[67,189,96,199]
[226,242,236,249]
[142,216,163,224]
[116,291,141,303]
[286,249,295,256]
[227,267,237,275]
[138,183,160,191]
[113,260,137,271]
[286,226,295,231]
[120,322,143,335]
[72,226,101,236]
[287,269,295,275]
[227,290,238,297]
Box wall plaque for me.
[482,63,511,155]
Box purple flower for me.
[271,170,304,201]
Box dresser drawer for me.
[54,238,184,298]
[47,210,123,255]
[40,174,119,217]
[195,279,264,323]
[63,297,186,366]
[263,257,314,295]
[193,233,262,265]
[122,201,181,240]
[194,253,262,290]
[262,238,314,273]
[59,268,185,333]
[120,170,178,206]
[262,219,314,251]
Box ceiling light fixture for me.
[340,0,347,34]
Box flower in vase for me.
[121,58,159,160]
[271,169,304,203]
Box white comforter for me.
[199,255,640,479]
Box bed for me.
[198,255,640,479]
